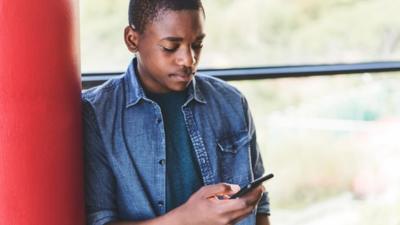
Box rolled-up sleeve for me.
[83,99,119,225]
[256,192,270,215]
[242,96,271,216]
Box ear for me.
[124,25,139,53]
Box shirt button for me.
[156,118,162,124]
[159,159,166,166]
[158,201,164,207]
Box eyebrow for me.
[161,34,206,42]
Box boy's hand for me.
[176,183,265,225]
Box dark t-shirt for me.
[146,90,203,212]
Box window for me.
[232,73,400,225]
[81,0,400,72]
[81,0,400,224]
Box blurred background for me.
[80,0,400,224]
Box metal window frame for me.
[82,61,400,89]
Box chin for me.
[169,82,190,92]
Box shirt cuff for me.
[88,210,118,225]
[256,191,271,216]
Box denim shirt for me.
[82,59,270,225]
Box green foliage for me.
[231,74,400,212]
[80,0,400,219]
[81,0,400,70]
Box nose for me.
[177,47,196,68]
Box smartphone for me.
[229,173,274,199]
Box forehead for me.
[143,9,205,39]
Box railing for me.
[82,61,400,89]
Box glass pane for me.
[80,0,130,72]
[202,0,400,68]
[230,72,400,225]
[80,0,400,72]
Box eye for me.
[162,46,178,52]
[159,44,179,53]
[192,43,204,50]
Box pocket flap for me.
[217,130,250,153]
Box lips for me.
[169,73,194,82]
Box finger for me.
[240,185,265,204]
[198,183,240,198]
[215,186,265,219]
[219,199,255,223]
[214,185,263,209]
[215,197,250,211]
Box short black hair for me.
[128,0,204,33]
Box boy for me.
[83,0,270,224]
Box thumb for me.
[199,183,240,198]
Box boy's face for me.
[125,9,205,94]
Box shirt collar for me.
[124,58,145,108]
[124,58,207,108]
[185,76,207,106]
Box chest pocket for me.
[217,130,251,185]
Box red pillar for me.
[0,0,84,224]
